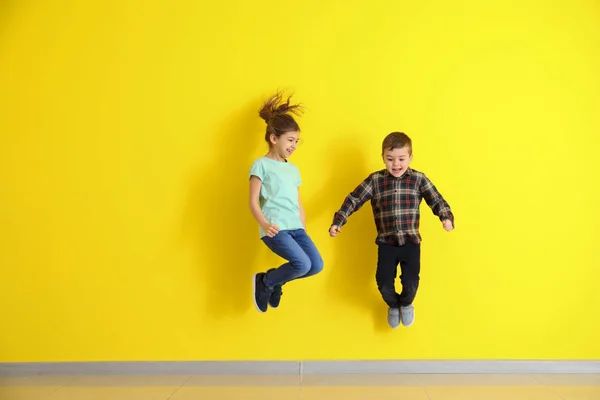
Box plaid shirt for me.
[332,168,454,246]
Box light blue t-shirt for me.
[249,156,304,238]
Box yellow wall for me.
[1,0,599,362]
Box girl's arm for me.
[249,176,279,237]
[298,190,306,229]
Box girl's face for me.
[270,131,300,159]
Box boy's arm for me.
[331,175,374,228]
[420,174,455,227]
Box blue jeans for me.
[262,229,324,288]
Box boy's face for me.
[382,145,412,178]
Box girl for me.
[249,92,323,313]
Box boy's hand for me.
[329,225,342,237]
[261,223,280,237]
[442,219,454,232]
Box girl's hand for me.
[442,219,454,232]
[262,223,280,238]
[329,225,342,237]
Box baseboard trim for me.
[0,361,299,376]
[302,361,600,374]
[1,361,599,376]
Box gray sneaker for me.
[387,308,400,329]
[401,305,415,327]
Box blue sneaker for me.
[266,269,282,308]
[253,273,272,313]
[269,285,283,308]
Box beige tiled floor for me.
[0,374,598,399]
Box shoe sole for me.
[401,315,414,327]
[252,273,266,313]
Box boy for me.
[329,132,454,328]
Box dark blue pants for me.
[262,229,324,288]
[376,242,421,308]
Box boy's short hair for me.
[382,132,412,155]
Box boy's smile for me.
[383,145,412,177]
